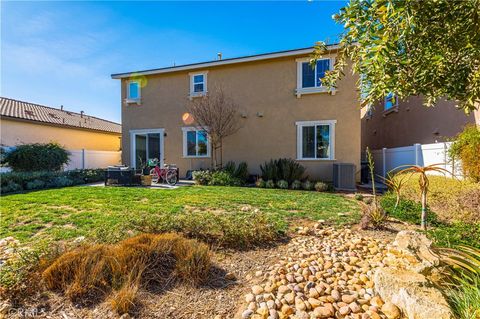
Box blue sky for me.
[1,1,346,123]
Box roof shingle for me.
[0,97,121,134]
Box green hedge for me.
[2,143,70,171]
[0,169,104,194]
[192,170,243,186]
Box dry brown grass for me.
[398,175,480,224]
[42,233,211,314]
[109,281,140,314]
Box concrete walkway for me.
[86,179,195,189]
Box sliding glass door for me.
[130,129,164,169]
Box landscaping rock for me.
[374,267,452,319]
[242,309,254,318]
[241,227,390,319]
[384,231,439,274]
[225,272,236,280]
[381,302,401,319]
[252,285,264,295]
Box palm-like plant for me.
[434,245,480,277]
[433,245,480,319]
[398,164,451,230]
[380,171,407,210]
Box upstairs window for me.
[301,59,330,88]
[189,71,208,98]
[384,93,398,111]
[182,127,210,157]
[193,75,205,93]
[128,81,140,100]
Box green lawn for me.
[0,186,360,244]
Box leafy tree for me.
[314,0,480,113]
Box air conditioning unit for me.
[333,163,356,191]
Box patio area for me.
[87,179,195,189]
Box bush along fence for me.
[1,169,104,194]
[192,159,333,192]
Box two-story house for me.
[362,95,480,150]
[111,45,361,181]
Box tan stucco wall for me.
[1,118,121,151]
[121,53,361,181]
[361,97,479,150]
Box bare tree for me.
[186,87,242,169]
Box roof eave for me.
[1,115,122,135]
[111,45,340,79]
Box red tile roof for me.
[0,97,121,134]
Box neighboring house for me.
[112,45,361,181]
[0,97,122,151]
[362,95,480,150]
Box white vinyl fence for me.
[371,142,462,179]
[64,149,121,171]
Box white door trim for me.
[130,128,165,169]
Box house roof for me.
[111,44,340,79]
[0,97,121,134]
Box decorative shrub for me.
[302,180,314,191]
[260,158,305,184]
[354,193,364,201]
[291,180,302,190]
[223,161,249,183]
[209,171,242,186]
[26,179,45,190]
[314,181,329,192]
[265,180,275,188]
[49,176,74,188]
[260,160,278,181]
[192,170,212,185]
[2,181,22,193]
[255,178,266,188]
[277,180,289,189]
[0,169,104,194]
[3,143,70,172]
[449,125,480,182]
[359,201,387,229]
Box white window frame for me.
[129,128,164,169]
[182,127,211,158]
[126,80,141,104]
[384,93,399,111]
[296,120,336,161]
[295,57,336,98]
[189,71,208,99]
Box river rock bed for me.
[240,226,401,319]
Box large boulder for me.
[383,231,440,274]
[375,231,452,319]
[374,263,452,319]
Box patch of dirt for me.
[5,244,289,319]
[356,218,421,242]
